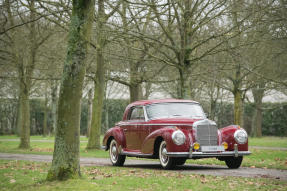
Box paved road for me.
[2,139,287,151]
[0,153,286,181]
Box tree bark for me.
[129,83,142,102]
[177,1,192,99]
[50,80,58,135]
[18,76,31,148]
[86,88,93,138]
[251,83,265,137]
[18,0,37,148]
[86,0,105,149]
[233,89,243,126]
[178,67,191,99]
[47,0,95,181]
[43,89,49,137]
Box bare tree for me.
[47,0,95,180]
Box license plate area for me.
[201,146,224,152]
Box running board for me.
[121,151,153,158]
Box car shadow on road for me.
[123,163,227,171]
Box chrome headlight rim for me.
[234,129,248,144]
[172,130,186,145]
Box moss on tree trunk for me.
[47,0,95,181]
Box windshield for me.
[146,102,206,120]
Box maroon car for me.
[102,99,251,169]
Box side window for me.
[129,107,145,120]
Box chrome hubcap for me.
[160,142,169,165]
[110,141,118,163]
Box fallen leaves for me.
[30,148,53,152]
[9,179,16,183]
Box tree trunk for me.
[43,90,49,137]
[18,77,31,149]
[18,0,37,149]
[233,90,243,126]
[47,0,95,181]
[86,0,105,150]
[50,80,58,135]
[129,83,142,102]
[86,88,93,137]
[86,79,104,149]
[178,67,191,99]
[16,99,21,136]
[209,99,216,120]
[251,84,264,137]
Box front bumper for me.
[167,144,251,158]
[166,151,251,158]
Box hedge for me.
[0,98,286,136]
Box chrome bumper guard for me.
[166,151,251,158]
[167,143,251,158]
[101,146,107,150]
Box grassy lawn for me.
[0,160,286,191]
[0,140,108,158]
[249,136,287,148]
[0,136,286,170]
[0,135,89,141]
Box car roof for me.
[128,99,199,107]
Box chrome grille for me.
[194,119,218,146]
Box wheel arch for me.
[106,136,114,151]
[153,136,164,157]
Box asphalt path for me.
[0,152,286,181]
[2,139,287,150]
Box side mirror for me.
[205,113,209,118]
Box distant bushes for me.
[0,98,286,136]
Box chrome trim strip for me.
[118,123,194,127]
[121,151,153,157]
[166,151,251,158]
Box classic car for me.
[102,99,251,169]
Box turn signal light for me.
[222,142,228,150]
[193,142,200,150]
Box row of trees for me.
[1,0,286,180]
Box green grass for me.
[0,140,108,158]
[0,136,286,169]
[0,135,89,141]
[249,136,287,148]
[0,160,286,191]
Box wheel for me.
[109,139,126,166]
[175,158,187,166]
[225,156,243,169]
[159,141,176,169]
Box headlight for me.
[172,130,186,145]
[234,129,248,144]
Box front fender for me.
[220,125,248,151]
[102,126,126,150]
[141,128,192,154]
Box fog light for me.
[222,142,228,150]
[193,142,200,150]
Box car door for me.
[124,106,145,151]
